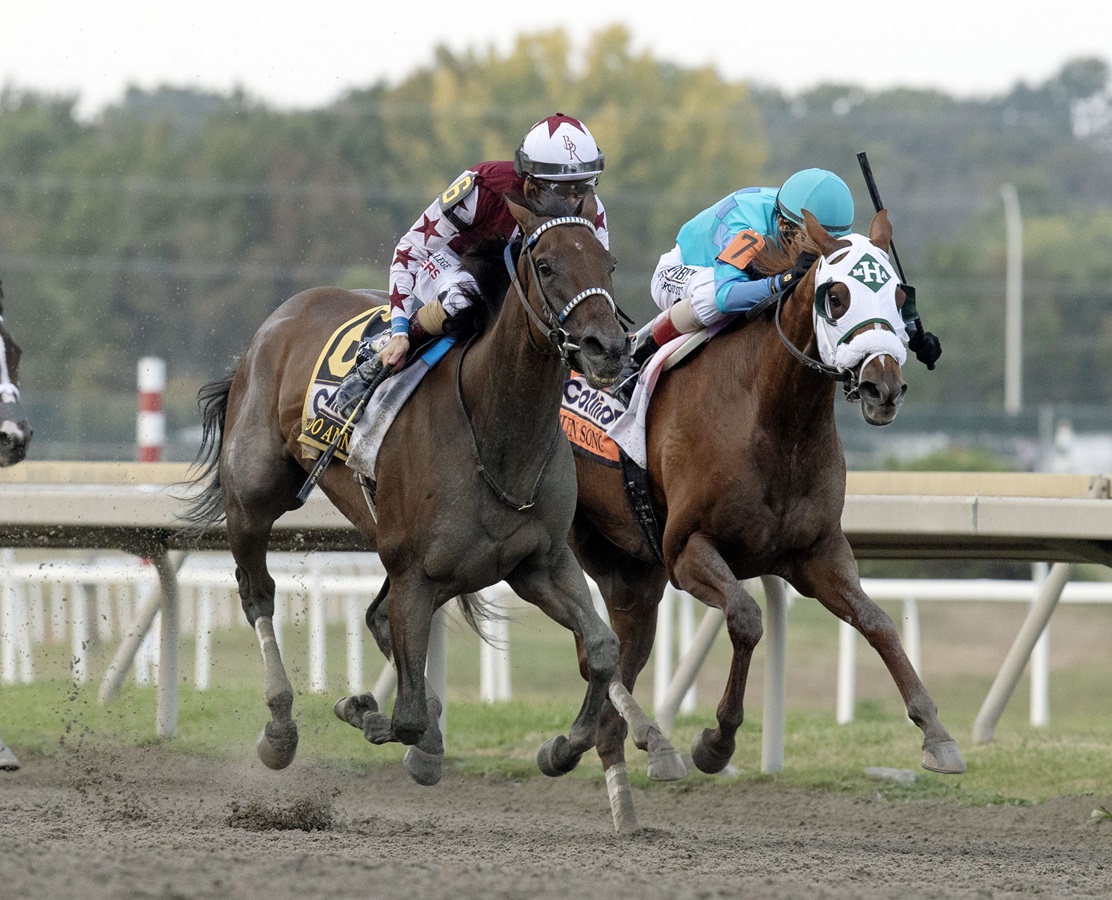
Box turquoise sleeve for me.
[715,274,781,315]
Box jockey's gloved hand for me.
[777,251,819,292]
[907,317,942,370]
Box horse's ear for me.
[579,190,598,224]
[803,209,842,256]
[507,197,540,235]
[868,208,893,251]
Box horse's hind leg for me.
[224,446,304,770]
[795,537,966,774]
[508,548,620,778]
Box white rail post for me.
[0,549,16,684]
[836,620,856,724]
[678,591,697,713]
[345,593,364,694]
[71,582,89,685]
[151,548,180,738]
[760,576,788,773]
[972,561,1072,744]
[308,556,327,693]
[654,586,675,715]
[1029,562,1050,727]
[195,585,214,691]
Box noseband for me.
[503,216,623,365]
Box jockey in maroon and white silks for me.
[387,155,609,340]
[328,113,609,420]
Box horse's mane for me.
[444,190,581,339]
[749,230,820,279]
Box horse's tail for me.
[175,365,237,540]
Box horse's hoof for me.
[922,739,966,774]
[403,745,444,786]
[536,735,582,777]
[256,720,298,770]
[691,728,732,775]
[334,694,377,729]
[647,746,688,782]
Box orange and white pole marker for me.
[137,357,166,462]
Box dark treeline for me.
[1,27,1110,452]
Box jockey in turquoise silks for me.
[630,167,941,369]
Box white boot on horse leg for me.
[608,680,687,782]
[254,616,298,770]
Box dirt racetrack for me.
[3,743,1110,900]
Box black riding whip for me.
[856,151,908,283]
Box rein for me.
[461,215,613,511]
[773,279,862,401]
[455,334,560,511]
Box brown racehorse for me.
[1,280,31,772]
[181,191,643,786]
[571,210,966,831]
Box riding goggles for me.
[535,176,599,200]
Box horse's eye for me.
[827,285,851,319]
[536,260,554,277]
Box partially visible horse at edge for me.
[1,279,32,772]
[0,281,32,468]
[570,210,966,831]
[180,192,666,789]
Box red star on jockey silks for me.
[544,113,586,137]
[594,209,606,232]
[388,286,407,309]
[393,245,415,269]
[413,214,441,245]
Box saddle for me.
[297,300,439,462]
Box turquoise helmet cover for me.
[776,168,854,236]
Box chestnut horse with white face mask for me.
[571,210,965,831]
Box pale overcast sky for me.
[5,1,1111,119]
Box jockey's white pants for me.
[649,245,725,328]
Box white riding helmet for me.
[514,113,605,182]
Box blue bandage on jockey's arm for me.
[715,273,780,315]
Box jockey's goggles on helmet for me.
[534,176,598,199]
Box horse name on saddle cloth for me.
[298,305,389,462]
[559,372,624,466]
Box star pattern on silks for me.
[594,209,606,232]
[413,213,441,245]
[388,285,407,309]
[545,113,586,136]
[393,245,415,268]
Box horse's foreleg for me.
[334,578,444,784]
[795,538,966,775]
[509,550,619,778]
[669,532,763,775]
